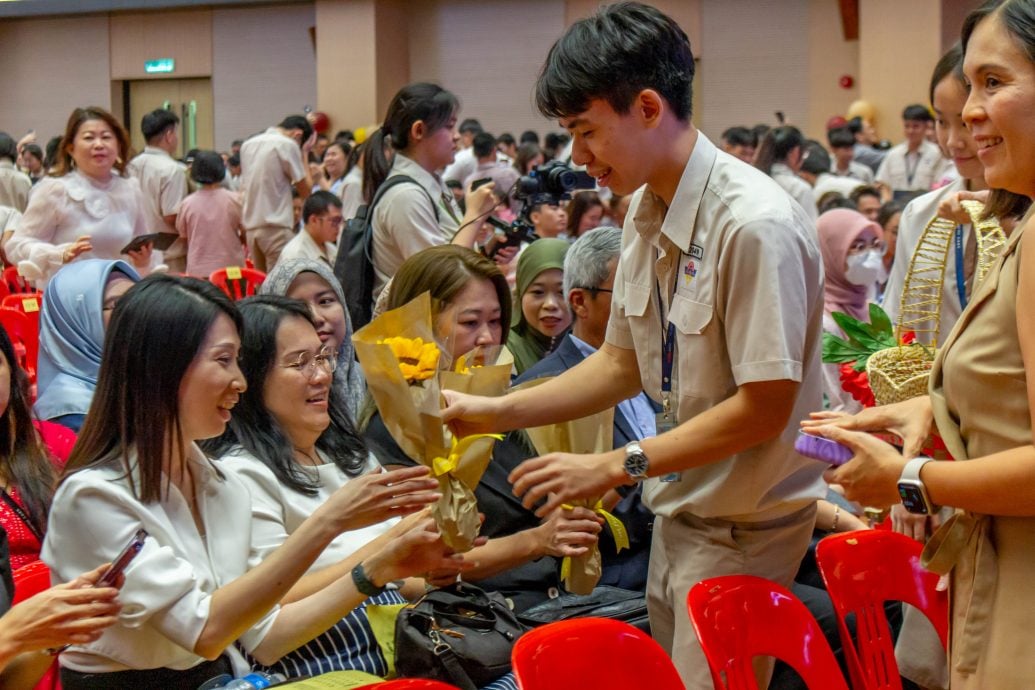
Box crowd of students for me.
[1,0,1035,688]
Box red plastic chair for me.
[688,575,850,690]
[3,266,40,295]
[356,682,461,689]
[2,292,42,336]
[816,530,948,690]
[0,307,39,386]
[12,561,61,690]
[208,266,266,301]
[512,617,683,690]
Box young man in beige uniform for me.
[442,4,826,688]
[239,115,314,272]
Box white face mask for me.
[844,248,885,286]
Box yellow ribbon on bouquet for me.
[559,500,630,581]
[432,433,504,477]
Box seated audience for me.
[35,260,140,433]
[528,200,568,239]
[754,125,817,221]
[507,239,572,376]
[42,275,452,686]
[720,125,756,164]
[876,104,954,194]
[827,126,874,183]
[0,133,31,212]
[280,191,340,266]
[850,184,884,222]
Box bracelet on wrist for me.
[831,505,841,532]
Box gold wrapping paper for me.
[353,293,510,551]
[511,377,621,595]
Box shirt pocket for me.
[669,294,732,400]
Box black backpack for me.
[333,175,438,330]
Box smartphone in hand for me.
[97,529,148,587]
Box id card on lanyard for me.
[656,269,681,482]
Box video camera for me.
[486,160,595,259]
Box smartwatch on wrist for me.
[623,441,649,482]
[897,456,938,515]
[351,562,387,597]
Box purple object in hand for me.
[794,432,854,466]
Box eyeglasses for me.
[573,286,613,294]
[283,347,337,380]
[848,238,886,254]
[322,215,345,226]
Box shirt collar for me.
[143,146,173,159]
[392,153,447,200]
[0,161,14,170]
[632,132,718,252]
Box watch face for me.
[624,452,648,478]
[898,482,931,514]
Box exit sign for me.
[144,58,175,74]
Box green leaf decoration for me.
[823,304,899,369]
[868,303,894,340]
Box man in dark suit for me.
[515,225,655,591]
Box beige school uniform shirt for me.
[606,133,826,522]
[0,161,31,212]
[928,221,1035,690]
[876,140,953,193]
[240,128,306,231]
[127,146,189,261]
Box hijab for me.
[507,238,570,376]
[817,208,883,321]
[35,259,140,420]
[260,258,366,421]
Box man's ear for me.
[636,89,665,130]
[568,289,589,319]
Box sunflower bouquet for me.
[353,293,510,551]
[511,377,625,595]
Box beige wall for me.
[806,0,860,141]
[212,3,316,149]
[564,0,701,56]
[859,0,942,144]
[0,15,113,142]
[109,9,212,80]
[315,0,377,133]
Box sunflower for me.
[379,336,440,382]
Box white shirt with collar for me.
[280,227,337,265]
[813,172,865,201]
[126,146,188,234]
[371,153,462,299]
[875,139,953,192]
[831,159,874,184]
[41,444,278,675]
[240,127,307,231]
[442,147,476,184]
[606,133,826,522]
[770,163,818,222]
[0,160,32,212]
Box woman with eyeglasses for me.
[207,295,494,682]
[816,208,885,412]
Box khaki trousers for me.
[648,503,817,690]
[246,225,293,273]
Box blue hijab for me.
[34,259,140,420]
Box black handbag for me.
[517,585,651,634]
[395,581,528,690]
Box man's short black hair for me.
[303,190,343,223]
[535,1,694,121]
[722,126,754,148]
[827,127,855,149]
[902,104,934,123]
[472,131,497,158]
[228,153,241,168]
[191,150,226,185]
[459,118,483,135]
[497,132,515,147]
[0,133,17,162]
[21,143,43,161]
[520,130,540,145]
[141,109,180,143]
[800,143,831,176]
[279,115,314,144]
[850,185,882,205]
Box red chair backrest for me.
[688,575,850,690]
[512,617,683,690]
[208,266,266,301]
[0,307,39,384]
[355,681,461,689]
[2,292,42,336]
[3,266,39,295]
[816,530,948,690]
[12,560,51,604]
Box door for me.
[127,78,214,157]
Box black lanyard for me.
[0,488,43,543]
[655,252,680,415]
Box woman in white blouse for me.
[6,108,153,284]
[41,275,463,689]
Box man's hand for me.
[533,506,602,558]
[509,449,627,518]
[441,390,506,437]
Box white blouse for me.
[6,170,148,283]
[218,448,394,572]
[41,444,278,675]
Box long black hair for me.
[204,295,367,495]
[0,329,55,535]
[362,82,459,203]
[64,275,241,503]
[754,125,805,175]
